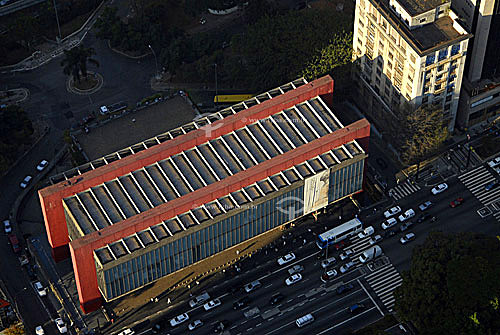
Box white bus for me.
[316,218,363,249]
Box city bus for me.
[316,218,363,249]
[214,94,254,104]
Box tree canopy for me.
[397,104,449,165]
[0,105,34,175]
[60,45,99,83]
[394,232,500,335]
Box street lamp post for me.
[214,63,218,109]
[466,133,472,168]
[148,45,159,79]
[53,0,62,43]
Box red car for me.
[333,240,350,251]
[450,197,464,208]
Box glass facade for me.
[98,159,365,300]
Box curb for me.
[66,72,104,95]
[107,40,150,59]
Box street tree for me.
[398,103,449,165]
[394,232,500,334]
[60,45,99,83]
[4,324,25,335]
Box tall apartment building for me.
[352,0,472,134]
[454,0,500,127]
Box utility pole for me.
[148,45,159,79]
[466,133,472,168]
[53,0,62,43]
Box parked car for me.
[357,226,374,239]
[8,234,20,253]
[233,296,250,310]
[285,273,302,286]
[369,235,382,245]
[188,319,203,331]
[33,281,46,297]
[277,252,296,265]
[398,209,415,222]
[418,201,433,211]
[36,160,49,171]
[288,264,304,275]
[485,181,499,191]
[384,206,401,218]
[269,293,285,305]
[99,105,109,115]
[340,261,355,273]
[203,298,221,311]
[417,213,432,223]
[20,175,32,188]
[244,280,262,293]
[321,257,337,269]
[170,313,189,327]
[381,217,397,230]
[336,282,354,295]
[450,197,464,208]
[399,221,414,232]
[431,183,448,195]
[3,219,11,234]
[339,249,354,260]
[321,269,338,282]
[400,232,416,244]
[54,318,67,333]
[35,326,44,335]
[117,329,134,335]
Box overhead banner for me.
[303,169,330,215]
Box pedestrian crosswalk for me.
[388,180,421,201]
[364,263,402,312]
[459,165,500,221]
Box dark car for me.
[269,293,285,305]
[151,319,168,334]
[336,283,354,295]
[233,296,251,310]
[25,264,37,280]
[333,240,350,251]
[230,282,243,295]
[417,213,432,223]
[213,320,230,333]
[485,181,500,191]
[348,303,365,314]
[400,221,414,232]
[384,230,397,238]
[450,197,464,208]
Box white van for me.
[296,313,314,327]
[359,245,382,263]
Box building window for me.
[420,18,426,23]
[406,93,411,100]
[359,19,365,27]
[426,55,435,66]
[437,64,444,72]
[438,49,448,61]
[376,68,382,75]
[387,61,393,69]
[410,54,416,63]
[434,84,441,91]
[379,41,384,50]
[389,52,394,60]
[451,44,460,56]
[422,96,428,104]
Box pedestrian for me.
[303,239,307,245]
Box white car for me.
[340,261,355,273]
[35,326,44,335]
[400,232,416,244]
[381,217,397,230]
[277,252,296,265]
[117,329,135,335]
[384,206,401,218]
[54,318,67,333]
[339,249,354,261]
[321,257,337,268]
[398,209,415,222]
[321,269,338,282]
[487,156,500,168]
[170,313,189,327]
[36,160,49,171]
[33,281,46,297]
[357,226,374,239]
[418,201,433,211]
[99,105,109,115]
[203,298,221,311]
[431,183,448,195]
[285,273,302,286]
[20,175,32,188]
[369,235,382,245]
[188,319,203,330]
[3,220,11,234]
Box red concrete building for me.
[39,75,370,313]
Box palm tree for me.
[61,45,99,83]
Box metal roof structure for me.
[64,91,366,265]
